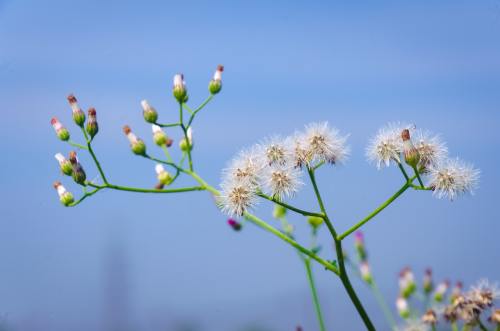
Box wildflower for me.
[401,129,420,168]
[227,218,242,231]
[428,158,480,200]
[307,216,324,229]
[51,117,70,141]
[354,231,367,261]
[273,204,287,219]
[86,108,98,139]
[399,267,416,298]
[68,151,86,185]
[413,130,447,171]
[123,125,146,155]
[397,296,411,318]
[434,280,450,302]
[67,94,85,127]
[421,309,438,325]
[55,153,73,176]
[172,73,188,103]
[152,124,168,146]
[290,133,314,168]
[179,127,193,152]
[141,100,158,123]
[303,122,349,165]
[209,65,223,94]
[219,181,257,216]
[222,145,263,187]
[366,123,406,169]
[262,164,302,200]
[469,279,500,308]
[259,136,292,166]
[449,295,482,324]
[155,164,173,186]
[53,181,74,206]
[359,261,373,284]
[423,268,434,295]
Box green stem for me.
[451,322,459,331]
[243,212,339,275]
[337,181,411,241]
[412,166,425,187]
[86,182,204,194]
[477,319,488,331]
[80,127,108,184]
[370,282,397,330]
[154,122,181,128]
[431,324,436,331]
[313,161,326,171]
[397,162,410,181]
[304,258,327,331]
[68,140,88,150]
[179,103,194,171]
[307,168,375,331]
[257,192,324,218]
[161,144,174,163]
[187,94,214,127]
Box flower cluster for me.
[367,123,479,200]
[218,122,349,216]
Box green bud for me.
[53,181,74,206]
[52,117,70,141]
[307,216,324,228]
[152,125,168,146]
[69,151,86,185]
[209,79,222,94]
[141,100,158,123]
[132,140,146,155]
[68,95,86,127]
[55,153,73,176]
[401,282,416,299]
[173,74,188,103]
[273,204,287,219]
[402,129,420,168]
[86,108,99,139]
[158,172,173,186]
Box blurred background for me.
[1,0,499,330]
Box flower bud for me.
[227,218,242,231]
[359,261,373,284]
[67,94,85,127]
[354,231,367,261]
[69,151,86,185]
[208,65,223,94]
[152,124,168,146]
[434,280,450,302]
[307,215,324,229]
[422,309,437,325]
[450,281,463,303]
[141,100,158,123]
[55,153,73,176]
[172,73,188,103]
[423,268,434,295]
[123,125,146,155]
[53,181,74,206]
[396,297,410,319]
[51,117,70,141]
[86,108,99,139]
[399,267,416,298]
[273,204,287,219]
[155,164,173,186]
[179,127,193,152]
[402,129,420,168]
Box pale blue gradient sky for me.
[1,0,499,330]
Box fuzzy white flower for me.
[302,122,349,165]
[366,123,408,169]
[222,145,264,187]
[413,130,448,170]
[428,158,480,200]
[219,181,257,216]
[262,164,303,200]
[289,133,314,168]
[469,279,500,308]
[258,136,292,166]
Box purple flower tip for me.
[227,218,242,231]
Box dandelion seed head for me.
[469,279,500,308]
[366,122,408,169]
[429,158,480,200]
[262,164,303,200]
[413,130,448,170]
[259,136,292,166]
[303,122,349,165]
[223,145,264,187]
[219,181,257,217]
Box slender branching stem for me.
[68,140,88,150]
[451,322,459,331]
[81,128,108,184]
[187,94,214,127]
[307,167,375,331]
[155,122,181,128]
[369,282,397,330]
[304,258,327,331]
[161,144,174,163]
[257,192,324,218]
[412,165,425,187]
[397,162,410,181]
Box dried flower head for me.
[469,279,500,308]
[219,181,257,216]
[302,122,349,165]
[259,136,292,166]
[366,123,408,169]
[428,158,480,200]
[413,130,447,171]
[222,146,263,188]
[421,309,437,325]
[262,164,303,200]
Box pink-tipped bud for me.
[359,261,373,284]
[209,65,224,94]
[173,73,188,103]
[53,181,74,206]
[399,267,416,298]
[354,231,367,261]
[86,108,98,138]
[123,125,146,155]
[51,117,70,141]
[155,164,173,186]
[55,153,72,176]
[67,94,85,127]
[227,218,242,231]
[141,100,158,123]
[396,297,410,318]
[68,151,86,184]
[423,268,434,294]
[151,124,168,146]
[450,281,463,302]
[402,129,420,168]
[434,280,450,302]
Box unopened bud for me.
[51,117,70,141]
[208,65,223,94]
[53,181,74,206]
[450,281,463,303]
[396,297,410,319]
[86,108,99,139]
[227,218,242,231]
[434,280,449,302]
[152,125,168,146]
[55,153,73,176]
[359,261,373,284]
[179,127,193,152]
[141,100,158,123]
[402,129,420,168]
[422,309,437,325]
[123,125,146,155]
[69,151,86,184]
[399,267,416,298]
[273,204,287,219]
[423,268,434,294]
[307,215,324,229]
[155,164,173,186]
[173,74,188,103]
[354,231,367,261]
[67,94,85,127]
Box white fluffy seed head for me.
[262,164,303,200]
[413,130,448,170]
[469,279,500,307]
[428,158,480,200]
[303,122,349,165]
[366,123,409,169]
[259,136,292,166]
[222,145,264,188]
[219,181,257,216]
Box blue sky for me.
[1,0,499,330]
